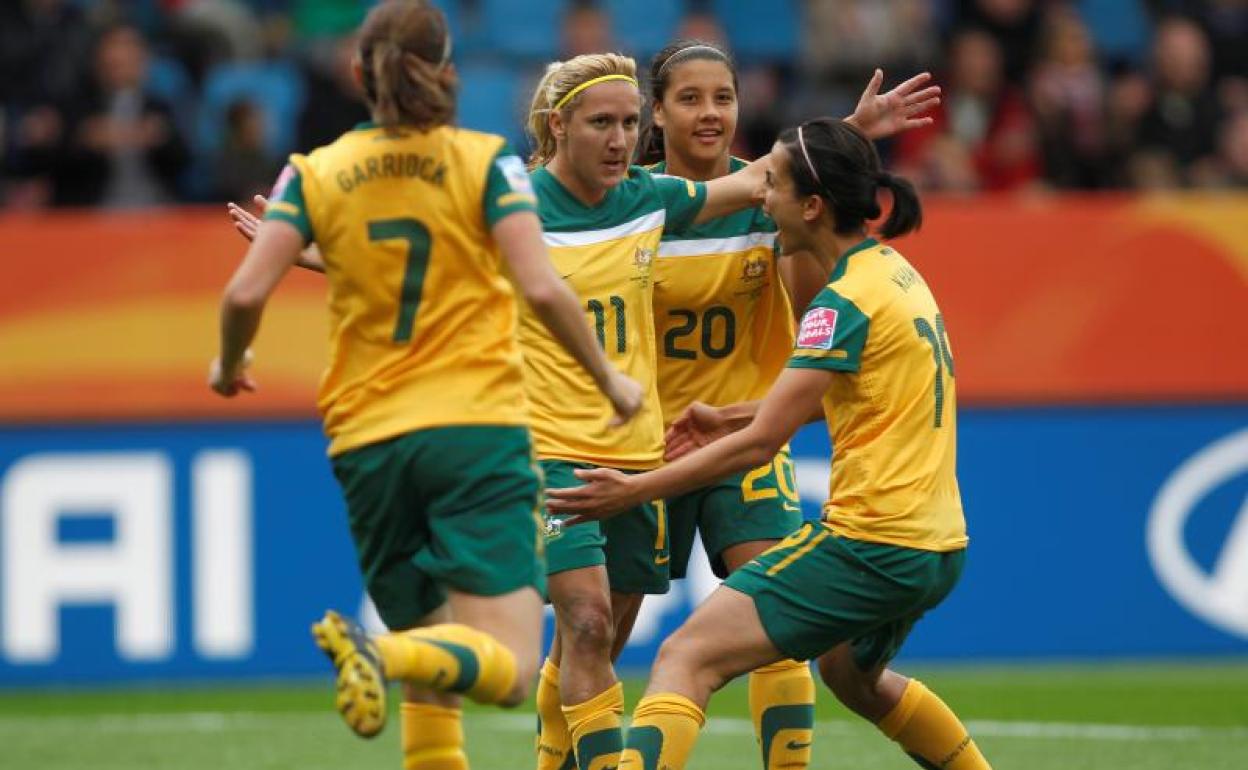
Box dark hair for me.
[637,39,737,165]
[358,0,456,132]
[776,118,922,239]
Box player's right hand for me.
[226,194,267,242]
[664,401,728,461]
[605,370,644,427]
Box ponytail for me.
[876,172,922,239]
[358,0,456,132]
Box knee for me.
[655,632,729,694]
[561,601,615,659]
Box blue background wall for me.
[1,405,1246,685]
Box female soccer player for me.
[209,3,643,768]
[523,55,940,770]
[547,119,992,770]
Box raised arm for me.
[228,195,325,273]
[494,210,644,427]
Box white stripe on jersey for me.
[657,231,778,258]
[542,210,666,248]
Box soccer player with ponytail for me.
[210,2,643,768]
[548,119,992,770]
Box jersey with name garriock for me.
[265,122,538,456]
[788,238,967,551]
[522,165,706,470]
[650,157,795,423]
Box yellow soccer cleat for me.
[311,609,388,738]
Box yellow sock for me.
[400,702,467,770]
[749,659,815,769]
[562,682,624,770]
[536,659,575,770]
[375,623,517,704]
[621,693,706,770]
[878,679,992,770]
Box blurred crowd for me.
[1,0,1245,210]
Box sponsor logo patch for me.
[497,155,534,195]
[797,307,838,350]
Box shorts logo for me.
[797,307,838,350]
[543,517,564,541]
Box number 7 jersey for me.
[788,238,967,551]
[265,123,538,456]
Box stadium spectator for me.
[212,98,278,203]
[894,27,1041,192]
[1029,4,1110,188]
[560,1,613,58]
[295,32,369,152]
[1127,15,1224,187]
[51,23,190,207]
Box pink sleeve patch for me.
[796,307,838,350]
[269,163,296,200]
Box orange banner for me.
[0,196,1245,422]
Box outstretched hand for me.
[664,402,729,462]
[545,467,637,526]
[849,69,941,140]
[226,194,267,242]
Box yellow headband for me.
[553,74,638,110]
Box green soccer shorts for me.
[541,459,670,595]
[667,446,804,579]
[330,425,546,630]
[725,522,965,666]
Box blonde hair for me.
[525,53,638,169]
[358,0,456,132]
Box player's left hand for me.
[209,351,257,397]
[848,69,940,140]
[546,467,637,525]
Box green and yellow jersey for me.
[522,165,706,469]
[650,158,795,423]
[265,122,538,456]
[788,238,967,551]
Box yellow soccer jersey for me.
[650,158,795,423]
[788,238,967,551]
[523,165,707,469]
[265,122,538,456]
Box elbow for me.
[521,281,561,312]
[740,430,782,470]
[222,286,266,314]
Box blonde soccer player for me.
[548,119,991,770]
[210,3,643,768]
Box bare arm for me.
[209,220,304,396]
[494,211,643,426]
[693,70,942,225]
[547,367,832,519]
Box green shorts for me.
[724,522,965,666]
[541,460,670,595]
[668,447,804,580]
[330,425,546,630]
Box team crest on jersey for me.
[634,246,654,268]
[797,307,838,350]
[741,256,768,281]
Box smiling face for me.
[653,57,738,171]
[762,141,820,252]
[550,80,640,200]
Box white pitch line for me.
[1,711,1245,743]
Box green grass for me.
[3,662,1247,769]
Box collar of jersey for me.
[532,165,626,212]
[648,155,748,176]
[353,121,378,131]
[829,237,879,282]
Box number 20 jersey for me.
[266,123,537,456]
[788,238,967,551]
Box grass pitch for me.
[3,661,1247,769]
